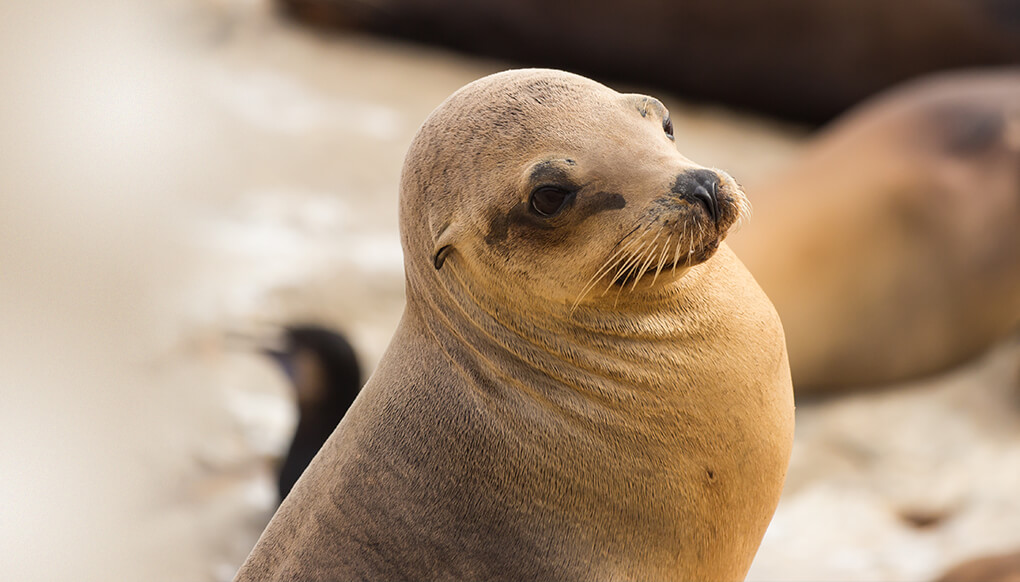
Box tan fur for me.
[729,69,1020,393]
[937,550,1020,582]
[234,69,794,581]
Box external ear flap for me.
[621,94,650,117]
[432,223,458,270]
[434,245,453,270]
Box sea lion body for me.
[937,550,1020,582]
[730,69,1020,393]
[235,69,794,581]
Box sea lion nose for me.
[672,169,720,223]
[691,183,719,223]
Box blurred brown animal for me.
[729,69,1020,394]
[936,550,1020,582]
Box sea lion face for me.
[402,69,749,307]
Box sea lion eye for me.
[663,116,674,140]
[530,186,571,217]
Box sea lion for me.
[262,325,362,501]
[936,549,1020,582]
[729,69,1020,394]
[234,69,794,581]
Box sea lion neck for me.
[405,252,729,409]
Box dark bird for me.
[262,325,362,502]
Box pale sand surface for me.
[1,2,1017,580]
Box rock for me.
[275,0,1020,123]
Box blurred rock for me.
[274,0,1020,123]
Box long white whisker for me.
[604,228,656,295]
[673,218,687,275]
[630,227,663,291]
[611,244,650,293]
[571,234,643,311]
[650,232,672,287]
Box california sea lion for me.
[234,69,795,581]
[936,549,1020,582]
[729,69,1020,394]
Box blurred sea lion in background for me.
[729,69,1020,394]
[262,325,362,501]
[936,549,1020,582]
[235,69,794,581]
[273,0,1020,123]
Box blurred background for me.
[1,0,1017,580]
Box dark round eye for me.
[663,115,674,140]
[530,186,571,217]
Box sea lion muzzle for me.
[672,169,721,224]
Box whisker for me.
[610,242,651,293]
[612,239,653,306]
[604,228,657,295]
[631,248,656,291]
[730,196,752,233]
[672,218,687,275]
[650,232,672,287]
[571,236,641,311]
[630,227,663,291]
[583,239,634,289]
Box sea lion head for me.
[400,69,749,309]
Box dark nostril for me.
[691,185,717,222]
[671,170,720,223]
